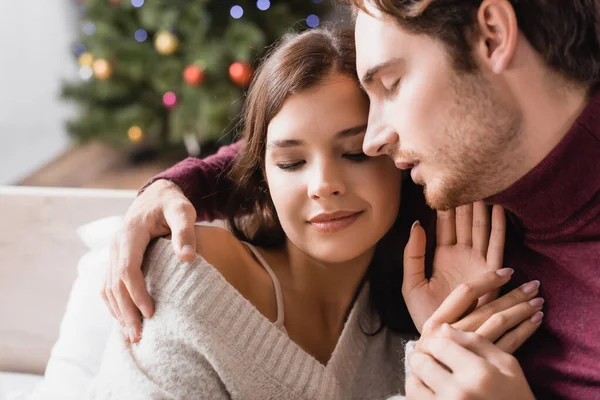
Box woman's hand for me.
[406,325,536,400]
[405,269,542,399]
[403,202,506,332]
[102,179,198,343]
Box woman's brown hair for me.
[226,26,422,334]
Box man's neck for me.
[488,88,600,235]
[508,76,589,188]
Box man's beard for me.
[422,71,522,211]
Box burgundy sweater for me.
[146,92,600,398]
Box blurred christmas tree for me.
[62,0,331,156]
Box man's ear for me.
[472,0,518,74]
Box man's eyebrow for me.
[361,58,404,88]
[335,124,368,139]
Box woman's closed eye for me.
[344,152,369,162]
[276,160,305,171]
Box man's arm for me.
[140,141,241,222]
[102,141,241,343]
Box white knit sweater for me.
[86,238,414,399]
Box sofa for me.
[0,185,138,399]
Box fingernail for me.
[411,220,420,232]
[496,268,514,277]
[141,306,152,319]
[521,280,541,294]
[181,245,195,256]
[528,297,544,307]
[530,311,544,324]
[128,328,135,343]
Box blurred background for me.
[0,0,345,190]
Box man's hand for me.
[406,324,536,399]
[102,179,198,343]
[403,202,506,332]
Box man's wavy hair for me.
[349,0,600,92]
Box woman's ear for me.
[473,0,518,74]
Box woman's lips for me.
[308,211,363,233]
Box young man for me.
[104,1,600,398]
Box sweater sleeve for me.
[85,241,233,399]
[140,141,241,222]
[85,325,230,400]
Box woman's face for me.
[265,73,402,264]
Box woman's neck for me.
[268,240,374,330]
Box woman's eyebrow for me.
[335,124,368,139]
[267,138,304,149]
[267,124,367,149]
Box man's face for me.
[355,6,523,210]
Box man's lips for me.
[394,160,417,170]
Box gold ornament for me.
[128,126,144,142]
[92,58,112,80]
[78,52,94,67]
[154,31,179,55]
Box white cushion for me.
[28,217,120,400]
[0,372,43,400]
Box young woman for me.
[87,26,542,399]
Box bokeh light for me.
[230,5,244,19]
[257,0,270,11]
[306,14,320,28]
[134,29,148,42]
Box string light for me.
[79,66,93,81]
[82,22,96,36]
[306,14,320,28]
[163,92,177,108]
[128,126,144,142]
[73,43,87,57]
[134,29,148,42]
[230,5,244,19]
[256,0,270,11]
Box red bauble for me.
[229,62,253,87]
[183,65,206,86]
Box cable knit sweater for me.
[85,238,414,399]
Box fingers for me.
[425,268,515,329]
[408,349,454,393]
[417,334,486,378]
[402,221,427,293]
[472,202,490,258]
[113,282,143,343]
[105,234,123,324]
[475,298,544,343]
[405,374,435,399]
[164,200,198,262]
[486,205,506,270]
[495,310,543,354]
[117,224,155,318]
[440,324,517,374]
[453,279,540,333]
[436,209,456,246]
[455,204,473,246]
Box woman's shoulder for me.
[193,225,257,290]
